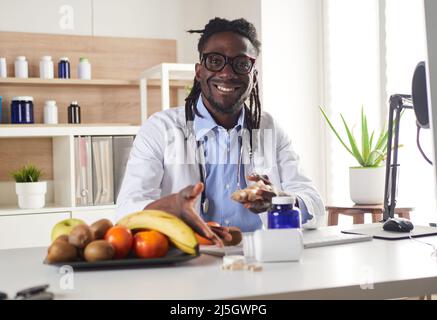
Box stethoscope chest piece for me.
[202,198,210,213]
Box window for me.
[324,0,435,224]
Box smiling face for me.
[195,31,258,116]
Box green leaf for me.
[10,164,42,183]
[361,107,370,164]
[319,107,354,156]
[340,113,365,166]
[369,131,375,153]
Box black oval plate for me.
[43,248,199,270]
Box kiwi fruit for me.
[46,241,78,264]
[68,224,94,249]
[54,234,69,243]
[84,240,115,262]
[224,227,243,246]
[89,219,113,240]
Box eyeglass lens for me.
[204,53,253,75]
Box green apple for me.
[51,218,86,243]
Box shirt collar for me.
[193,95,245,141]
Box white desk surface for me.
[1,224,437,300]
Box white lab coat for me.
[116,106,325,229]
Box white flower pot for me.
[349,166,385,205]
[15,181,47,209]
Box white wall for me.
[261,0,326,200]
[0,0,210,63]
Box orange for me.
[194,232,214,245]
[104,226,133,259]
[133,230,169,258]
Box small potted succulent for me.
[320,107,394,204]
[11,164,47,209]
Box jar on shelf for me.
[43,100,58,124]
[77,57,91,80]
[14,56,28,78]
[58,57,70,79]
[40,56,54,80]
[11,96,34,124]
[268,196,301,229]
[0,57,7,78]
[68,101,81,124]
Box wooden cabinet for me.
[0,31,189,249]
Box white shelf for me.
[0,77,137,86]
[0,203,71,216]
[0,77,191,88]
[0,203,117,217]
[0,124,140,138]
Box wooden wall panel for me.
[0,32,176,80]
[0,138,53,181]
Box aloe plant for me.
[320,107,392,167]
[10,164,42,183]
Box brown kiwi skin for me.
[68,224,94,249]
[84,240,115,262]
[89,219,113,240]
[54,234,69,243]
[223,227,243,246]
[47,241,78,263]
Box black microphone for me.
[412,61,429,128]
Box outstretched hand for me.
[145,182,228,246]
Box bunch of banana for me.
[116,210,199,255]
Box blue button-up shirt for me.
[193,97,311,232]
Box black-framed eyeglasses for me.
[201,52,256,75]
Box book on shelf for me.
[113,136,134,201]
[74,136,93,206]
[92,136,114,205]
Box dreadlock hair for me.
[185,17,262,132]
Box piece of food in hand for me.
[231,180,273,202]
[46,241,78,263]
[223,227,243,246]
[133,230,169,258]
[68,224,94,249]
[90,219,113,240]
[195,232,214,245]
[84,240,115,262]
[231,186,261,202]
[104,226,133,259]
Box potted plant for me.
[320,107,392,204]
[11,164,47,209]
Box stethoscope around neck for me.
[189,126,254,215]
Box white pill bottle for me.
[243,228,303,262]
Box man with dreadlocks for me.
[117,17,325,245]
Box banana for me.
[116,210,199,255]
[170,238,199,256]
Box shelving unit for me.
[0,31,182,248]
[140,63,195,122]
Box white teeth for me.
[217,85,235,92]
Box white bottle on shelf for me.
[43,100,58,124]
[77,57,91,80]
[0,57,7,78]
[14,56,28,78]
[39,56,54,79]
